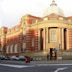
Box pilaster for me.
[43,28,46,52]
[38,29,40,51]
[61,28,64,50]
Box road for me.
[0,63,72,72]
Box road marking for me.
[37,64,72,66]
[54,67,67,72]
[0,63,72,68]
[0,64,33,68]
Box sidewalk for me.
[31,60,72,64]
[1,60,72,65]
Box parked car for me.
[18,56,25,61]
[4,56,10,60]
[10,56,19,60]
[0,55,6,60]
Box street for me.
[0,63,72,72]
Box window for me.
[23,43,26,49]
[32,38,34,47]
[10,44,13,53]
[14,44,18,53]
[44,17,48,21]
[32,19,36,23]
[68,19,72,24]
[50,29,56,42]
[59,17,63,20]
[15,27,19,31]
[6,46,9,53]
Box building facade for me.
[0,0,72,56]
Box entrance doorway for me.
[64,29,67,50]
[50,48,57,60]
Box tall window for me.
[32,38,34,47]
[14,44,18,53]
[23,43,26,51]
[6,46,9,53]
[50,29,56,42]
[10,44,13,53]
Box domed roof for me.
[43,0,64,17]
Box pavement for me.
[1,60,72,65]
[31,60,72,64]
[0,61,72,72]
[0,60,72,72]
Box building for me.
[0,0,72,56]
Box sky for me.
[0,0,72,28]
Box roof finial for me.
[50,0,57,6]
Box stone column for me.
[66,29,69,50]
[58,28,62,50]
[6,46,9,53]
[8,45,10,53]
[10,44,13,53]
[46,27,48,51]
[43,28,46,52]
[61,28,64,50]
[45,27,49,53]
[14,44,18,53]
[38,29,40,51]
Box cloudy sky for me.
[0,0,72,28]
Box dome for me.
[43,0,64,17]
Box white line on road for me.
[37,64,72,66]
[0,63,72,68]
[0,64,33,68]
[54,67,67,72]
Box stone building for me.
[0,0,72,56]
